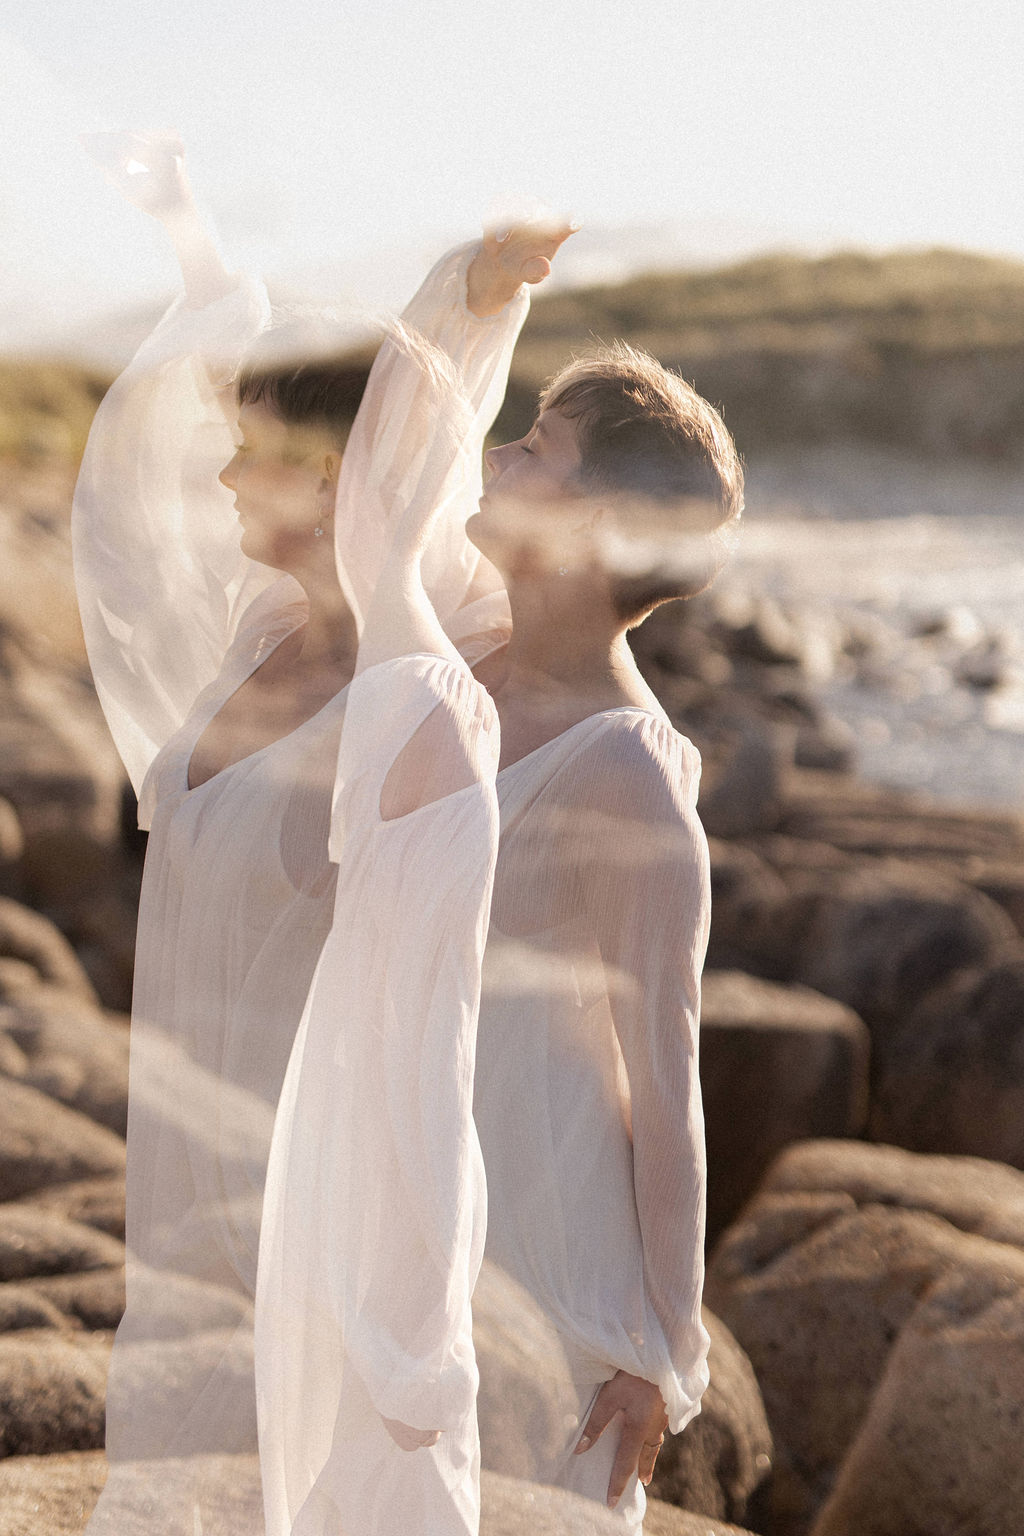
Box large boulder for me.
[0,989,129,1135]
[0,1203,124,1282]
[700,971,869,1236]
[23,1174,126,1240]
[811,1252,1024,1536]
[705,1140,1024,1535]
[0,898,96,1002]
[108,1328,258,1459]
[0,1077,125,1202]
[650,1308,772,1528]
[0,1329,111,1456]
[0,1450,109,1535]
[24,1264,251,1341]
[0,1453,760,1536]
[787,860,1015,1030]
[869,950,1024,1167]
[473,1260,582,1484]
[704,840,789,975]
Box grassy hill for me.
[494,247,1024,457]
[6,247,1024,467]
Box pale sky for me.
[3,0,1024,349]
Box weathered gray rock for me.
[0,989,129,1135]
[811,1251,1024,1536]
[651,1308,772,1528]
[700,971,869,1236]
[0,1076,125,1201]
[24,1174,126,1240]
[788,860,1015,1030]
[870,950,1024,1167]
[0,1203,124,1281]
[705,1141,1024,1536]
[0,897,96,1001]
[0,1329,111,1456]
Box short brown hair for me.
[540,342,743,622]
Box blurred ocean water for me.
[717,448,1024,810]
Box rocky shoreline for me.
[1,484,1023,1532]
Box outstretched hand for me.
[574,1370,669,1508]
[466,215,578,317]
[80,130,193,222]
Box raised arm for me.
[72,134,277,800]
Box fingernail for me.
[575,1435,591,1454]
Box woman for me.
[256,347,742,1535]
[465,349,743,1529]
[72,132,569,1535]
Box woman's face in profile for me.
[470,407,590,572]
[219,401,338,571]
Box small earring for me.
[558,565,569,576]
[314,522,325,539]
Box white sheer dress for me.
[72,236,711,1536]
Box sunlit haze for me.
[3,0,1024,349]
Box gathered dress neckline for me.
[494,705,669,781]
[185,618,351,795]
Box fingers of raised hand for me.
[80,130,188,212]
[483,218,578,285]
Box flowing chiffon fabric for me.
[72,235,711,1536]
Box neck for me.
[292,555,359,670]
[499,567,632,700]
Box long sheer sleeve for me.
[329,242,527,637]
[255,282,511,1535]
[575,716,712,1434]
[71,276,278,795]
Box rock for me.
[0,1453,759,1536]
[0,1450,109,1535]
[0,1328,111,1456]
[0,1449,262,1536]
[23,1174,126,1240]
[759,1139,1024,1245]
[793,717,855,774]
[705,1140,1024,1535]
[704,841,789,975]
[699,718,787,839]
[0,897,96,1001]
[811,1252,1024,1536]
[699,972,869,1238]
[651,1309,772,1528]
[481,1471,756,1535]
[779,775,1024,863]
[869,950,1024,1168]
[0,1203,124,1281]
[0,1077,125,1201]
[25,1264,252,1341]
[0,1283,67,1333]
[0,989,129,1135]
[965,857,1024,935]
[109,1328,258,1458]
[787,860,1015,1032]
[0,958,45,1002]
[473,1260,583,1484]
